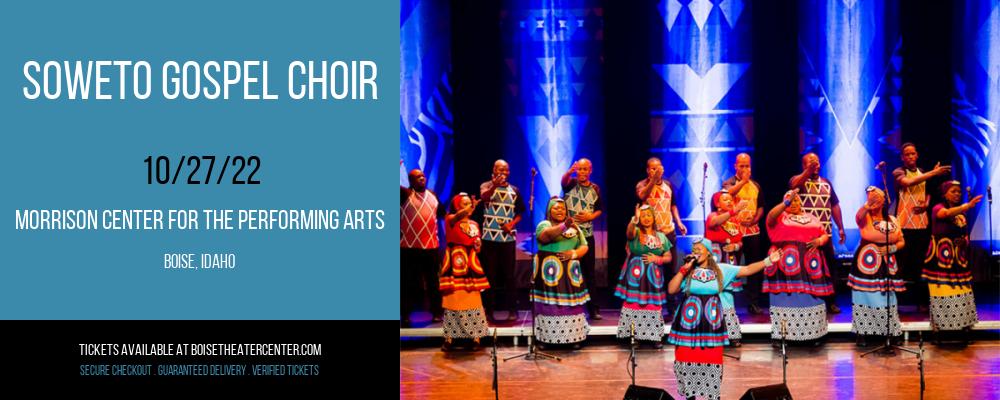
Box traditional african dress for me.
[614,228,672,341]
[848,213,904,336]
[668,264,741,400]
[765,212,833,341]
[532,221,591,344]
[923,204,978,330]
[439,219,489,339]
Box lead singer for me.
[667,238,779,400]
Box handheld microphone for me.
[875,161,885,170]
[781,318,787,337]
[988,186,993,205]
[703,162,708,171]
[683,254,696,263]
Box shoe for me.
[471,340,482,351]
[590,309,603,320]
[570,343,582,350]
[535,342,547,351]
[441,341,453,351]
[811,339,824,347]
[828,304,841,314]
[919,304,930,313]
[772,339,782,348]
[731,339,742,348]
[432,314,443,323]
[856,334,867,347]
[748,304,763,315]
[652,341,663,349]
[890,336,903,346]
[506,311,519,322]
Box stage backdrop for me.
[650,0,754,251]
[952,0,1000,256]
[400,0,454,203]
[798,0,902,255]
[500,0,608,286]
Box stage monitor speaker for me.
[740,383,793,400]
[623,385,674,400]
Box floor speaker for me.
[623,385,674,400]
[740,383,793,400]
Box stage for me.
[400,339,1000,400]
[401,297,1000,398]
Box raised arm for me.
[899,163,951,187]
[737,249,781,278]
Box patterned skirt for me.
[769,293,827,340]
[852,304,902,336]
[723,307,742,340]
[668,294,729,347]
[674,346,723,400]
[442,308,489,339]
[617,306,665,341]
[929,291,978,331]
[614,255,668,305]
[534,313,590,344]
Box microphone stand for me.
[505,168,560,363]
[862,161,918,359]
[918,331,926,400]
[781,318,788,385]
[491,328,499,400]
[628,322,637,386]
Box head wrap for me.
[451,192,469,212]
[691,238,716,260]
[938,180,961,199]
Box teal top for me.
[679,264,742,296]
[535,220,586,252]
[627,228,673,256]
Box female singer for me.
[615,204,672,348]
[764,189,834,346]
[924,181,983,344]
[439,193,490,351]
[667,238,778,400]
[532,197,591,349]
[847,186,905,346]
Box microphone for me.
[875,161,885,170]
[781,318,787,337]
[630,322,636,348]
[683,254,696,263]
[988,186,993,205]
[703,162,708,171]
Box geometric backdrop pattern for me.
[400,0,454,201]
[501,0,605,237]
[952,0,999,248]
[798,0,902,254]
[651,0,754,242]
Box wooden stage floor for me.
[401,294,1000,399]
[401,339,1000,399]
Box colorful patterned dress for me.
[668,264,742,400]
[705,211,745,340]
[532,220,591,344]
[439,219,490,340]
[923,204,978,330]
[765,212,833,341]
[614,228,672,341]
[848,213,905,336]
